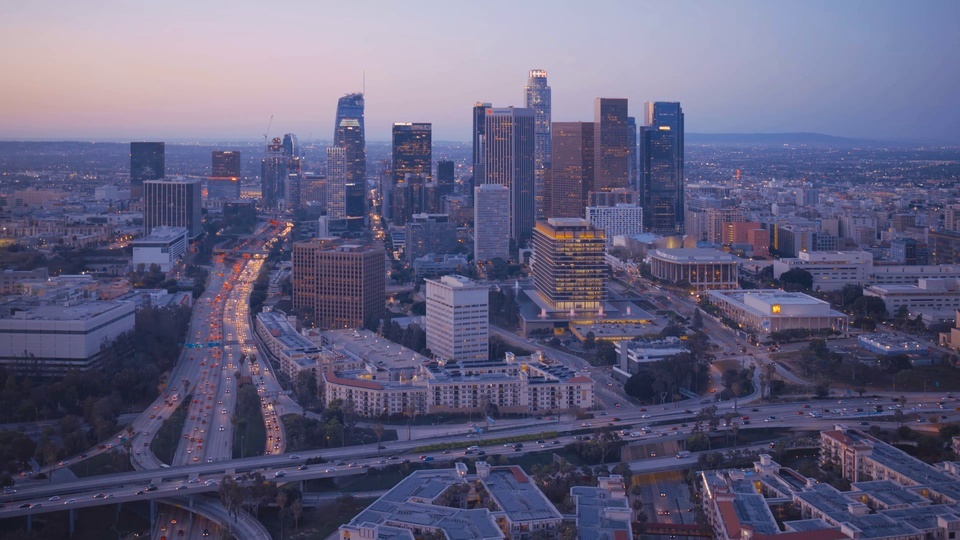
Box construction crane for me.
[262,114,274,153]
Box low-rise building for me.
[864,278,960,317]
[132,226,187,272]
[0,300,135,376]
[704,289,848,336]
[613,337,688,377]
[648,248,739,291]
[413,253,469,279]
[476,462,563,538]
[571,476,632,540]
[857,333,926,357]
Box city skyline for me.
[1,1,958,143]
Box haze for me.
[1,0,958,142]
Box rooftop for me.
[480,466,563,524]
[649,248,738,263]
[321,329,430,372]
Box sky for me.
[1,0,958,143]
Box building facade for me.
[132,226,187,272]
[593,98,630,193]
[130,142,165,199]
[483,107,536,242]
[585,204,643,248]
[474,184,511,262]
[546,121,594,219]
[640,102,684,235]
[524,69,551,220]
[705,290,849,336]
[425,275,489,363]
[292,238,386,330]
[143,179,202,239]
[532,218,606,311]
[648,248,738,291]
[207,150,241,200]
[326,146,347,221]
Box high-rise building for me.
[474,184,511,262]
[532,218,606,311]
[593,98,630,193]
[471,102,492,198]
[291,238,385,330]
[390,123,431,222]
[282,133,299,158]
[640,102,685,235]
[261,137,287,209]
[482,107,536,242]
[130,142,165,199]
[436,159,455,199]
[627,117,637,191]
[546,122,594,218]
[143,179,202,239]
[326,147,347,221]
[335,93,366,225]
[525,69,551,219]
[285,159,303,211]
[425,275,489,363]
[585,204,643,248]
[207,150,241,200]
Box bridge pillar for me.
[69,508,75,537]
[26,514,32,533]
[150,500,156,528]
[189,496,194,509]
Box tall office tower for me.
[393,174,428,226]
[524,69,551,219]
[143,179,202,239]
[436,159,455,198]
[326,147,347,220]
[586,203,643,248]
[282,133,299,158]
[291,238,385,330]
[593,98,630,193]
[640,102,685,235]
[482,107,536,242]
[261,137,287,209]
[285,158,303,211]
[474,184,511,261]
[207,150,241,200]
[532,218,606,311]
[627,117,637,190]
[471,102,492,197]
[390,123,431,222]
[302,172,327,206]
[546,122,594,218]
[130,142,165,199]
[425,275,489,363]
[335,93,366,226]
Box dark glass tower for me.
[130,142,165,199]
[640,102,684,235]
[391,123,432,185]
[436,159,455,198]
[471,102,491,198]
[593,98,630,193]
[524,70,551,219]
[261,137,287,209]
[208,150,241,200]
[335,93,366,228]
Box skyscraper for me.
[292,238,385,331]
[143,179,202,239]
[593,98,630,193]
[471,102,492,197]
[326,147,347,221]
[130,142,165,199]
[208,150,241,200]
[546,122,594,218]
[524,69,551,219]
[482,107,536,242]
[425,275,489,363]
[627,116,637,191]
[282,133,299,158]
[261,137,287,209]
[391,123,431,222]
[640,102,684,235]
[335,93,366,225]
[474,184,511,262]
[532,218,606,311]
[436,159,455,199]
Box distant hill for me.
[686,132,877,146]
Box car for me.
[660,492,666,497]
[202,530,210,537]
[176,485,188,490]
[3,488,17,494]
[188,478,200,484]
[462,450,473,455]
[298,465,308,471]
[178,531,185,537]
[441,449,450,454]
[146,484,158,492]
[18,503,30,509]
[477,450,486,456]
[64,499,77,504]
[388,456,399,461]
[135,490,145,495]
[290,454,300,459]
[274,471,286,478]
[205,480,217,486]
[49,496,61,501]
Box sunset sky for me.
[1,0,958,142]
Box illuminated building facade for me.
[335,93,366,227]
[532,218,606,311]
[208,150,241,200]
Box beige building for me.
[291,238,385,330]
[648,248,738,291]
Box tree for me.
[374,422,385,456]
[292,499,303,531]
[583,331,596,350]
[276,489,288,540]
[691,308,704,331]
[840,284,864,308]
[779,268,814,291]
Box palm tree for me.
[291,499,303,531]
[374,422,385,456]
[276,490,288,540]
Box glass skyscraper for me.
[482,107,535,242]
[593,98,630,193]
[471,102,491,198]
[130,142,165,199]
[335,93,366,226]
[524,70,551,219]
[640,101,685,235]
